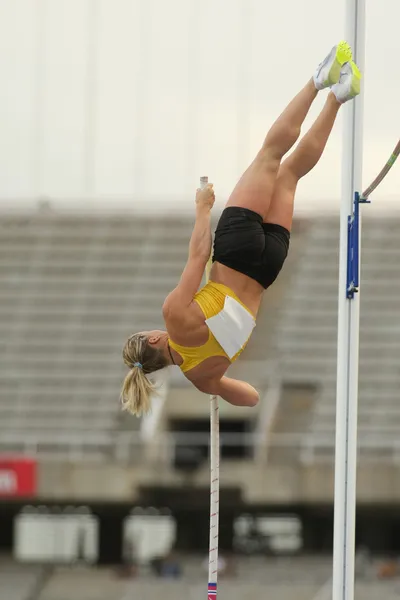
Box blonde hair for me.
[121,333,168,416]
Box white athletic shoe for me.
[313,41,353,90]
[331,60,362,103]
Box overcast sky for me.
[0,0,399,214]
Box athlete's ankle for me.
[310,77,320,93]
[327,91,341,108]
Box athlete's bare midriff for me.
[210,261,264,317]
[165,262,264,388]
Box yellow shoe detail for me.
[349,60,362,97]
[331,60,362,103]
[325,40,353,87]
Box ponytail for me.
[120,366,154,416]
[121,333,169,416]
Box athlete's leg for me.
[225,42,352,221]
[225,79,318,221]
[266,92,341,230]
[266,60,362,231]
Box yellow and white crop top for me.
[168,281,256,373]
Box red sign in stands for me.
[0,456,37,498]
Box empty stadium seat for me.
[277,216,400,461]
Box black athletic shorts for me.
[212,206,290,289]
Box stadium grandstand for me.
[1,212,400,472]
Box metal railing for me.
[2,430,400,465]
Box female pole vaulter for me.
[121,42,361,416]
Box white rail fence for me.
[1,430,400,465]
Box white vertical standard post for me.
[332,3,366,600]
[200,175,219,600]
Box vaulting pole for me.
[200,175,219,600]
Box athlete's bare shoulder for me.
[163,300,207,346]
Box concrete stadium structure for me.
[1,211,400,503]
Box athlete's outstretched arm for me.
[208,377,259,407]
[163,185,215,313]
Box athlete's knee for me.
[254,145,281,174]
[276,164,300,190]
[283,138,321,180]
[263,122,301,158]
